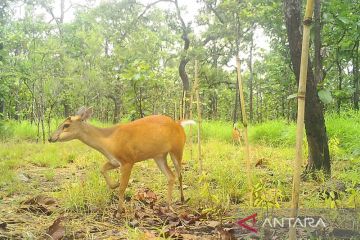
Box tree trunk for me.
[284,0,331,175]
[313,0,323,84]
[336,51,342,114]
[248,29,254,122]
[174,0,190,91]
[63,102,70,117]
[138,87,144,118]
[107,95,121,124]
[0,100,4,119]
[353,40,359,110]
[233,77,240,124]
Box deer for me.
[232,124,243,147]
[48,107,195,218]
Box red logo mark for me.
[237,213,257,233]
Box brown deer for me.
[232,125,243,146]
[48,107,195,217]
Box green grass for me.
[0,112,359,238]
[249,120,296,147]
[326,111,360,156]
[56,167,115,213]
[1,111,359,157]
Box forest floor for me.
[0,139,359,239]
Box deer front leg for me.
[101,162,120,189]
[116,163,133,218]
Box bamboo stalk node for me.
[303,18,313,25]
[297,92,306,99]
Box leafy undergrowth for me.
[0,136,359,239]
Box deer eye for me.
[63,124,70,129]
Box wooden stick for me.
[236,56,253,206]
[289,0,315,239]
[194,60,203,172]
[189,71,194,161]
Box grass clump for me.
[0,143,28,191]
[30,144,76,168]
[326,111,360,156]
[57,167,115,213]
[201,121,232,142]
[249,120,296,147]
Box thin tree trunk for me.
[107,95,121,124]
[139,87,144,118]
[236,55,253,206]
[353,40,359,110]
[63,102,70,117]
[0,100,4,119]
[233,77,240,124]
[174,0,190,91]
[248,29,254,122]
[336,50,342,114]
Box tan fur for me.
[49,108,190,217]
[232,126,243,146]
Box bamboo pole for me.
[189,74,194,161]
[236,56,253,206]
[289,0,315,239]
[194,60,203,172]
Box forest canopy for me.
[1,0,358,129]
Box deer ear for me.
[76,106,87,116]
[79,107,93,121]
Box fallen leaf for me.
[19,204,53,215]
[20,195,58,216]
[46,216,65,240]
[207,221,221,229]
[179,213,201,225]
[23,195,57,206]
[135,188,157,205]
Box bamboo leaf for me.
[287,93,298,100]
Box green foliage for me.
[326,111,360,155]
[201,121,232,142]
[249,120,296,147]
[318,89,333,104]
[30,145,75,168]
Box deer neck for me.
[78,122,115,154]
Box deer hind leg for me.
[170,151,184,203]
[101,162,120,189]
[116,163,133,218]
[154,154,175,208]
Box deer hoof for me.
[114,206,125,219]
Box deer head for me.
[48,106,93,142]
